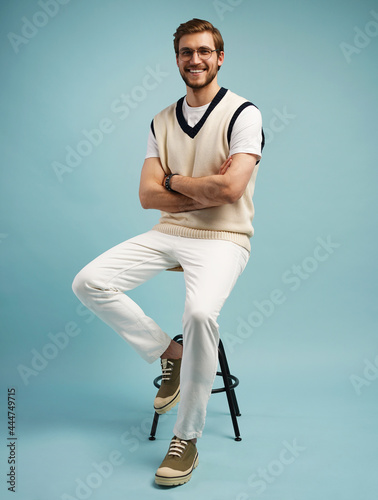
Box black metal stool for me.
[149,334,242,441]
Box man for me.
[72,18,264,486]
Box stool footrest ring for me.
[153,372,239,393]
[150,335,242,441]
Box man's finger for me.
[220,157,232,174]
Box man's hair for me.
[173,18,224,54]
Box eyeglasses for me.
[177,48,219,62]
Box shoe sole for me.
[154,390,180,415]
[155,453,199,486]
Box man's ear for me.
[217,51,225,69]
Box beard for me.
[179,63,219,89]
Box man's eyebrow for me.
[179,45,213,50]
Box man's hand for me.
[163,157,232,192]
[170,153,258,205]
[219,156,233,176]
[139,157,224,213]
[139,153,258,213]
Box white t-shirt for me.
[145,97,263,160]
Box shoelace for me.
[161,359,174,381]
[168,437,188,458]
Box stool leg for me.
[149,411,160,441]
[218,340,241,417]
[218,342,242,441]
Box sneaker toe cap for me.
[154,389,180,410]
[156,465,192,478]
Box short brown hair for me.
[173,18,224,54]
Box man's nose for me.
[190,51,201,64]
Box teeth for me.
[189,70,204,73]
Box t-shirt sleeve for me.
[229,105,263,160]
[145,125,160,159]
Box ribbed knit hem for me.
[152,223,251,252]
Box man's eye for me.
[181,50,192,56]
[199,49,211,56]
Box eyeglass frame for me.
[176,47,220,61]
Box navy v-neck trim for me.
[176,87,228,139]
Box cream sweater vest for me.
[152,87,262,252]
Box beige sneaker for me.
[154,358,181,414]
[155,436,199,486]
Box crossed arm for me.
[139,153,258,213]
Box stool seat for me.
[149,334,242,441]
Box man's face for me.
[176,31,224,90]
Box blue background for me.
[1,0,377,499]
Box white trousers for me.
[72,230,249,440]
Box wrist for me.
[164,173,179,192]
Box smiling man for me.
[72,18,264,487]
